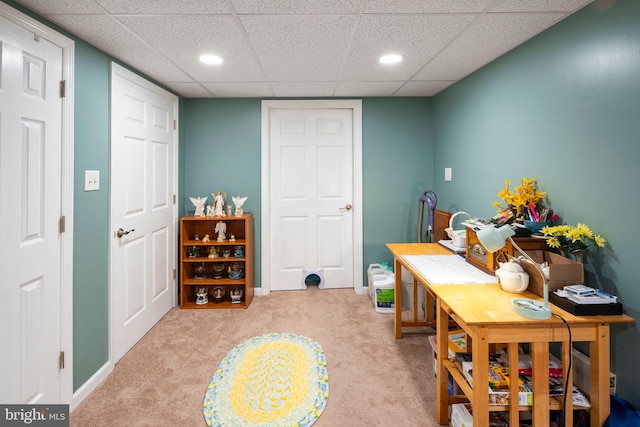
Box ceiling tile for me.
[488,0,593,13]
[117,15,265,82]
[50,14,192,82]
[231,0,362,14]
[335,81,404,97]
[341,14,476,81]
[271,82,337,97]
[240,15,359,81]
[202,82,273,98]
[363,0,494,14]
[396,81,456,97]
[413,12,565,81]
[163,82,213,98]
[13,0,105,15]
[96,0,230,14]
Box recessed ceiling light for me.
[379,54,403,64]
[199,54,224,65]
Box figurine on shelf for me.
[230,288,243,304]
[213,191,226,217]
[234,246,244,258]
[228,262,244,280]
[190,196,208,217]
[229,233,235,242]
[208,246,218,258]
[202,234,211,242]
[211,286,225,303]
[222,248,231,258]
[227,204,232,216]
[196,287,208,305]
[188,246,199,258]
[232,196,248,217]
[215,221,226,241]
[212,263,225,279]
[194,263,206,279]
[206,205,214,217]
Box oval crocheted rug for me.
[203,333,329,427]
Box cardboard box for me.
[517,250,584,297]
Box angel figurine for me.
[232,196,248,217]
[190,196,208,217]
[213,191,226,217]
[215,221,226,241]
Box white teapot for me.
[495,260,529,294]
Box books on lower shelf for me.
[495,350,563,378]
[453,351,591,407]
[454,352,521,388]
[451,403,509,427]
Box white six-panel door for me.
[110,63,177,363]
[0,14,63,404]
[269,108,355,291]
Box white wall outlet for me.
[85,170,100,191]
[444,167,452,181]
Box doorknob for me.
[339,204,352,211]
[116,228,135,238]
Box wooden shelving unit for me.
[179,214,253,309]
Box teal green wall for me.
[362,99,433,264]
[72,41,111,391]
[432,0,640,405]
[181,98,434,287]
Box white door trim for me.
[260,100,363,295]
[0,2,75,408]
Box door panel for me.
[270,108,353,290]
[110,63,176,363]
[0,15,63,404]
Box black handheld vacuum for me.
[417,190,437,243]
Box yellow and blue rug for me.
[203,333,329,427]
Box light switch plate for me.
[85,170,100,191]
[444,167,452,181]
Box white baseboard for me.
[253,287,267,296]
[71,361,113,411]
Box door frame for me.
[0,2,75,407]
[260,100,363,295]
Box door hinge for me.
[59,80,66,98]
[59,351,65,369]
[173,269,176,280]
[59,216,66,233]
[173,194,176,204]
[173,119,176,130]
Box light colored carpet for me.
[70,287,442,427]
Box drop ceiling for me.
[11,0,594,98]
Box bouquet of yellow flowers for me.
[540,223,606,252]
[492,177,546,217]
